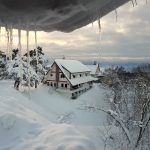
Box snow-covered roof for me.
[55,59,90,73]
[87,65,99,75]
[54,59,95,86]
[45,64,52,68]
[70,76,97,86]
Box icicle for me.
[97,9,102,36]
[5,26,10,61]
[97,18,102,46]
[96,9,103,70]
[113,0,118,22]
[134,0,137,5]
[88,11,94,28]
[5,26,13,61]
[26,30,31,97]
[115,9,118,22]
[97,18,101,35]
[9,26,13,60]
[131,0,135,7]
[92,21,93,28]
[91,16,94,28]
[18,29,22,81]
[146,0,148,4]
[34,30,38,73]
[0,27,1,42]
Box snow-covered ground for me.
[0,80,112,150]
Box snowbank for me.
[0,80,110,150]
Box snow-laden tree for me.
[6,50,39,87]
[0,48,45,86]
[0,51,7,79]
[101,66,150,150]
[24,46,47,80]
[0,46,49,87]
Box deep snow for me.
[0,80,111,150]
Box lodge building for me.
[43,59,96,98]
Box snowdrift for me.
[0,80,110,150]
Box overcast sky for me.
[0,1,150,63]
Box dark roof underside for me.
[0,0,130,32]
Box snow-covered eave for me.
[55,59,91,73]
[62,65,91,74]
[0,0,130,32]
[70,76,98,86]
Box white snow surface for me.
[55,59,90,73]
[70,76,97,86]
[0,80,112,150]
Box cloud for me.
[0,1,149,62]
[34,2,148,62]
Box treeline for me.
[101,65,150,150]
[132,64,150,73]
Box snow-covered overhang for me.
[0,0,130,32]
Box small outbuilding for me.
[86,64,102,77]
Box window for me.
[51,82,53,86]
[80,74,82,77]
[50,74,53,77]
[73,75,75,78]
[61,83,64,87]
[61,73,65,78]
[65,84,67,88]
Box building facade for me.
[43,59,96,98]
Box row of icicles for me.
[0,0,147,91]
[94,0,148,64]
[0,26,38,94]
[95,0,148,34]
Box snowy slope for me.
[0,80,111,150]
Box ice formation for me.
[0,0,131,89]
[0,0,130,32]
[18,29,22,79]
[26,30,31,93]
[34,30,39,69]
[0,0,131,68]
[5,27,9,60]
[9,27,13,60]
